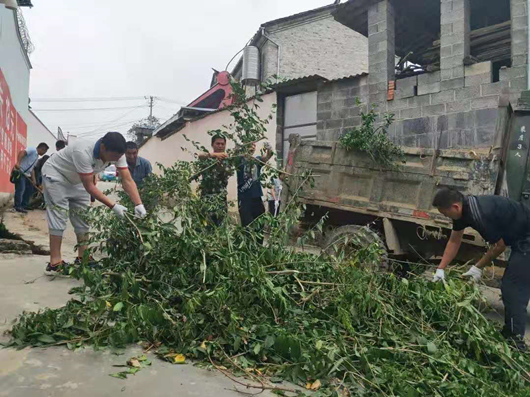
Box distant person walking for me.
[125,141,152,187]
[12,142,49,213]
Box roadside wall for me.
[26,110,57,152]
[0,5,30,200]
[139,93,278,203]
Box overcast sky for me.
[23,0,332,140]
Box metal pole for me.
[149,96,154,118]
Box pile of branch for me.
[6,164,529,397]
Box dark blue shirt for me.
[128,156,152,186]
[237,156,264,200]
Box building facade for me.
[312,0,528,152]
[0,2,55,200]
[232,4,368,83]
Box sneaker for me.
[74,256,100,269]
[44,260,69,276]
[15,207,27,214]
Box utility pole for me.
[147,96,154,118]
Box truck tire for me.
[324,225,388,270]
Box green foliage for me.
[7,81,530,396]
[339,101,404,169]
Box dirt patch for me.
[0,219,49,255]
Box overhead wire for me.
[75,106,147,136]
[31,96,146,103]
[32,105,146,112]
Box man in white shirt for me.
[41,132,146,275]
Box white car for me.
[101,165,117,181]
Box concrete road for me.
[0,208,279,397]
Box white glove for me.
[433,268,445,282]
[462,265,482,282]
[111,204,127,218]
[274,200,279,210]
[134,204,147,219]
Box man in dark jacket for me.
[432,188,530,350]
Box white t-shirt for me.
[42,138,127,185]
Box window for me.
[282,92,317,163]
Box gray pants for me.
[42,175,90,237]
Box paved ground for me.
[0,200,279,397]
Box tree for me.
[127,116,161,144]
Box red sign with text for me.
[0,69,27,194]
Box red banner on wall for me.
[0,69,27,194]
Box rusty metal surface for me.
[288,137,502,247]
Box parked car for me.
[100,165,117,181]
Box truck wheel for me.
[324,225,388,271]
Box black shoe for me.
[15,207,27,213]
[74,256,100,269]
[44,260,70,276]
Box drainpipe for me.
[261,27,281,81]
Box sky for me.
[23,0,332,140]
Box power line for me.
[75,119,140,137]
[33,105,146,112]
[31,96,146,103]
[61,106,146,129]
[157,96,187,105]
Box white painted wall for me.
[0,5,31,116]
[140,93,278,203]
[26,109,57,152]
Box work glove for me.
[432,268,445,282]
[134,204,147,219]
[462,265,482,282]
[274,200,280,210]
[111,204,127,218]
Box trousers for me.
[42,175,90,237]
[14,176,33,209]
[501,248,530,338]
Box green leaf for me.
[253,343,261,355]
[316,340,323,350]
[37,335,56,344]
[109,372,128,379]
[113,302,124,312]
[427,342,437,354]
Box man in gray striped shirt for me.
[432,188,530,351]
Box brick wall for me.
[316,0,528,150]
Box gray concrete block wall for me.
[262,14,368,82]
[314,0,529,151]
[316,59,517,150]
[367,0,395,104]
[440,0,470,88]
[317,76,368,141]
